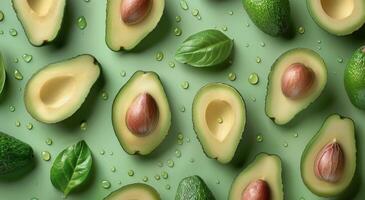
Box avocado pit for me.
[120,0,152,25]
[281,63,315,99]
[241,179,270,200]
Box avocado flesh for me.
[12,0,66,46]
[24,55,100,124]
[265,48,327,125]
[192,83,246,164]
[307,0,365,36]
[112,71,171,155]
[104,183,160,200]
[175,176,216,200]
[106,0,165,51]
[229,153,283,200]
[301,114,356,197]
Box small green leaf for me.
[174,29,233,67]
[50,140,93,196]
[0,53,6,95]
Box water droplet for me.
[293,133,299,138]
[196,15,201,20]
[175,16,181,22]
[246,23,250,27]
[0,30,3,35]
[14,69,23,80]
[174,27,182,36]
[101,91,108,100]
[228,72,236,81]
[41,151,51,161]
[180,0,189,10]
[250,97,256,102]
[222,26,228,32]
[120,70,126,77]
[109,151,114,156]
[15,121,21,127]
[228,10,233,15]
[9,105,15,112]
[14,58,19,63]
[26,123,33,130]
[337,57,343,63]
[0,11,4,22]
[256,57,262,63]
[84,0,90,2]
[175,149,181,158]
[283,143,288,147]
[128,170,135,176]
[177,133,184,140]
[154,174,161,180]
[100,150,105,155]
[177,139,183,145]
[77,16,87,30]
[80,121,87,131]
[256,135,263,143]
[158,161,163,167]
[168,61,175,68]
[46,138,53,145]
[317,40,322,44]
[248,73,259,85]
[317,46,322,50]
[165,184,171,190]
[161,171,168,179]
[142,176,149,182]
[260,42,266,47]
[111,166,116,172]
[9,29,17,36]
[298,26,305,34]
[217,117,223,124]
[30,197,39,200]
[155,51,164,61]
[179,105,185,112]
[167,159,174,168]
[191,9,199,16]
[22,54,33,63]
[181,81,189,89]
[216,179,221,184]
[299,197,305,200]
[189,158,195,163]
[101,180,111,189]
[186,138,191,143]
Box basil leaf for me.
[0,53,6,95]
[174,29,234,67]
[50,140,93,196]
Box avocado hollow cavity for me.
[205,100,234,142]
[40,76,75,108]
[321,0,354,20]
[27,0,54,16]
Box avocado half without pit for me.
[307,0,365,36]
[106,0,165,51]
[24,55,101,124]
[301,114,356,197]
[104,183,160,200]
[229,153,284,200]
[12,0,66,46]
[265,48,327,125]
[192,83,246,164]
[112,71,171,155]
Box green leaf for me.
[50,140,93,196]
[174,29,233,67]
[0,53,6,95]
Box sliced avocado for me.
[0,132,34,176]
[104,183,160,200]
[112,71,171,155]
[24,54,101,124]
[307,0,365,36]
[192,83,246,164]
[175,175,215,200]
[344,46,365,109]
[229,153,284,200]
[242,0,291,36]
[12,0,66,46]
[301,114,356,197]
[265,48,327,125]
[0,53,6,96]
[106,0,165,51]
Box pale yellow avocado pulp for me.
[104,183,160,200]
[24,55,100,123]
[192,83,246,164]
[12,0,66,46]
[307,0,365,35]
[265,48,327,125]
[112,71,171,155]
[106,0,165,51]
[229,153,284,200]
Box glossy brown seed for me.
[120,0,152,25]
[241,179,270,200]
[281,63,315,99]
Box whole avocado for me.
[242,0,291,36]
[344,46,365,109]
[175,176,215,200]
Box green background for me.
[0,0,364,199]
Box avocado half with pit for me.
[112,71,171,155]
[106,0,165,51]
[301,114,356,197]
[192,83,246,164]
[229,153,284,200]
[12,0,66,46]
[307,0,365,36]
[104,183,160,200]
[265,48,327,125]
[24,55,101,124]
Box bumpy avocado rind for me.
[229,153,284,200]
[192,83,246,164]
[104,183,160,200]
[12,0,66,46]
[112,71,171,155]
[175,175,216,200]
[301,114,356,197]
[106,0,165,51]
[24,54,101,124]
[242,0,291,36]
[307,0,365,36]
[344,46,365,109]
[265,48,327,125]
[0,132,34,176]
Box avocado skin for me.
[0,132,34,175]
[175,176,215,200]
[344,46,365,110]
[242,0,290,36]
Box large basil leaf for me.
[174,29,234,67]
[0,53,6,95]
[50,140,92,196]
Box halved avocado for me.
[12,0,66,46]
[24,55,101,123]
[301,114,356,197]
[265,48,327,125]
[229,153,284,200]
[106,0,165,51]
[192,83,246,164]
[307,0,365,36]
[112,71,171,155]
[104,183,160,200]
